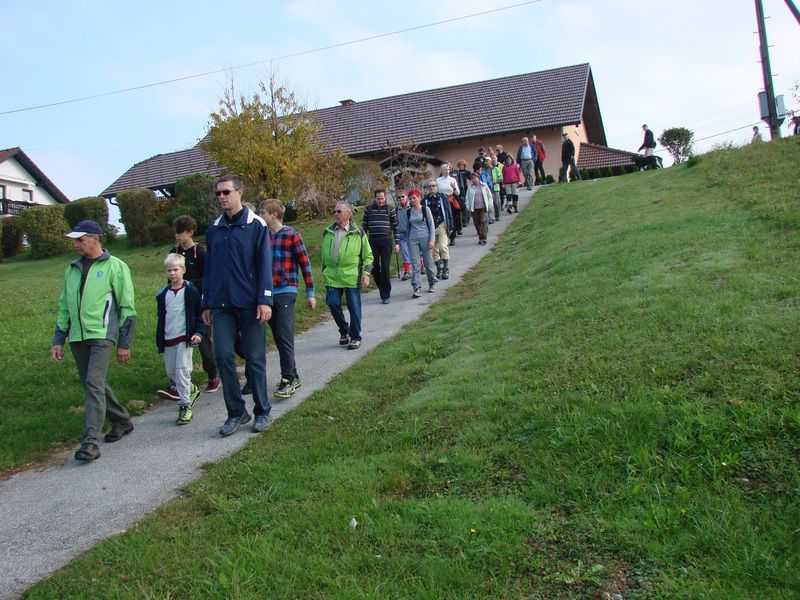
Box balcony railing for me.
[1,200,33,216]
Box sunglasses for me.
[215,189,237,196]
[334,209,348,214]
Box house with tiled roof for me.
[1,148,70,216]
[577,143,639,171]
[102,62,625,198]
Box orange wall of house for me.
[427,126,587,181]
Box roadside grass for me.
[25,139,800,598]
[0,217,333,474]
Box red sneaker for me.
[205,378,221,393]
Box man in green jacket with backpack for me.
[51,220,137,461]
[321,202,374,350]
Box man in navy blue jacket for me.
[203,174,273,436]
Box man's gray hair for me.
[335,201,352,212]
[425,179,438,187]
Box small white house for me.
[0,147,69,216]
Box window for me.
[0,185,6,199]
[22,189,33,203]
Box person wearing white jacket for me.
[464,172,494,245]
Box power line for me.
[0,0,544,116]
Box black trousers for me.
[268,292,297,379]
[534,160,546,184]
[369,237,393,300]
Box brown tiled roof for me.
[313,63,592,154]
[101,145,221,196]
[0,147,70,203]
[577,143,638,170]
[103,63,599,197]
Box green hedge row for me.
[1,217,24,258]
[117,187,160,246]
[16,205,72,259]
[64,196,116,239]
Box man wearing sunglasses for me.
[203,174,273,436]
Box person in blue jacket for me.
[203,174,273,436]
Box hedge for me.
[174,173,218,233]
[16,205,72,259]
[64,196,115,239]
[117,188,159,246]
[1,216,24,258]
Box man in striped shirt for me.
[259,199,316,399]
[361,189,400,305]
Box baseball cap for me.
[66,220,103,238]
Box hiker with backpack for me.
[397,189,438,298]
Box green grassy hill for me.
[20,138,800,598]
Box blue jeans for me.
[212,308,270,418]
[326,286,362,341]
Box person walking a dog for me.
[639,124,657,156]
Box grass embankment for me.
[22,138,800,598]
[0,217,332,474]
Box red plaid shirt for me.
[270,225,314,296]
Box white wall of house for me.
[0,157,59,205]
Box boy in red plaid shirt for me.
[258,199,316,398]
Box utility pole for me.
[784,0,800,26]
[755,0,782,139]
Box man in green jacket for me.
[51,220,137,461]
[321,202,373,350]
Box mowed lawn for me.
[19,139,800,598]
[0,217,332,474]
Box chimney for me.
[339,99,355,106]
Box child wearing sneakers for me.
[156,253,204,424]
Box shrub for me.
[611,165,623,176]
[174,174,218,233]
[579,169,591,180]
[117,188,159,246]
[624,164,637,174]
[1,217,24,258]
[64,196,116,240]
[588,168,600,179]
[16,205,72,259]
[659,127,694,163]
[601,167,614,178]
[148,222,174,245]
[544,175,555,184]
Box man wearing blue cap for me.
[51,220,137,461]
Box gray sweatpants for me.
[70,339,130,446]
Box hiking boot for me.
[428,283,436,293]
[339,333,350,346]
[420,265,427,275]
[219,411,251,436]
[189,384,202,407]
[274,376,299,399]
[412,287,421,298]
[401,271,411,281]
[436,266,443,279]
[104,421,134,443]
[156,385,180,401]
[348,339,362,350]
[176,405,193,425]
[74,443,100,461]
[241,380,252,395]
[441,268,449,280]
[252,414,271,433]
[381,298,390,305]
[205,378,221,393]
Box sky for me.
[3,0,799,203]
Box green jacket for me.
[321,221,374,288]
[491,165,503,191]
[53,250,137,347]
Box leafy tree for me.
[658,127,694,163]
[380,140,431,191]
[204,72,323,202]
[173,173,218,233]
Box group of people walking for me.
[51,156,533,462]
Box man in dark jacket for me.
[638,124,656,156]
[203,174,273,436]
[362,189,400,304]
[422,180,454,280]
[559,133,581,183]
